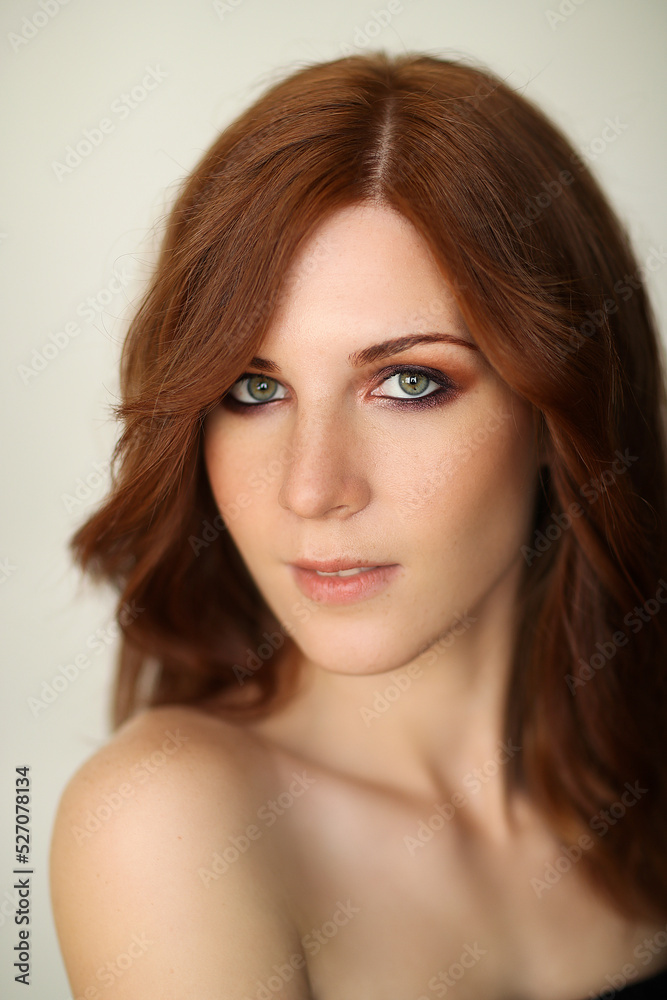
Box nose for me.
[277,403,371,519]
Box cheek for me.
[203,417,287,557]
[391,397,538,555]
[204,414,270,502]
[203,426,231,509]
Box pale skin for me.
[50,202,667,999]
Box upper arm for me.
[49,707,312,1000]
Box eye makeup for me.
[221,363,463,413]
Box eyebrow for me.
[248,332,479,374]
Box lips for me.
[312,566,377,577]
[291,558,390,573]
[289,560,400,604]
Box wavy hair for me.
[69,51,667,922]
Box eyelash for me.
[221,365,460,412]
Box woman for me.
[49,51,667,999]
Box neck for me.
[247,556,530,837]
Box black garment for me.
[588,963,667,998]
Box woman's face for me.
[203,202,541,677]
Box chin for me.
[290,619,428,677]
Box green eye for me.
[227,374,286,405]
[222,366,456,411]
[387,371,433,397]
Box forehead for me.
[260,202,472,352]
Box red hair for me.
[69,51,667,922]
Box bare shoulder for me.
[55,701,272,805]
[50,704,313,999]
[51,703,274,854]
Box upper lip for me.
[291,558,394,572]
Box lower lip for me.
[290,565,400,605]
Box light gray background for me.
[1,0,666,996]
